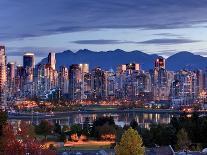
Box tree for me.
[62,125,69,132]
[35,120,53,140]
[54,123,61,135]
[1,122,56,155]
[0,110,7,136]
[115,127,124,143]
[70,124,82,137]
[149,124,176,146]
[0,110,8,152]
[91,116,115,138]
[176,128,191,151]
[82,117,91,137]
[97,123,116,141]
[130,119,138,130]
[115,127,144,155]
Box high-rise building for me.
[68,64,89,100]
[23,53,35,69]
[58,66,69,95]
[153,57,170,101]
[171,70,197,107]
[23,53,35,82]
[23,53,35,97]
[15,65,25,97]
[195,69,204,94]
[36,64,46,97]
[91,67,106,100]
[126,63,140,74]
[7,62,16,99]
[48,52,56,70]
[105,69,116,98]
[155,57,165,70]
[0,46,7,107]
[68,64,82,100]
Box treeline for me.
[0,110,55,154]
[128,113,207,151]
[1,110,207,152]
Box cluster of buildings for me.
[1,45,207,108]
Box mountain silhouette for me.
[38,49,207,71]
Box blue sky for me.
[1,0,207,64]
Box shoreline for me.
[8,108,205,120]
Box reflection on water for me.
[10,112,176,129]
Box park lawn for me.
[60,140,113,150]
[88,106,117,111]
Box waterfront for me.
[9,110,178,128]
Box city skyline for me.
[1,45,206,109]
[2,1,207,154]
[1,0,207,64]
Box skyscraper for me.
[155,57,165,70]
[7,62,16,99]
[48,52,56,70]
[68,64,89,100]
[23,53,35,69]
[16,65,25,97]
[58,66,69,95]
[23,52,35,82]
[153,57,169,101]
[91,67,106,100]
[0,46,7,107]
[23,53,35,97]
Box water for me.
[9,112,176,129]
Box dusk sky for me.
[1,0,207,64]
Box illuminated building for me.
[36,64,47,97]
[69,64,89,100]
[91,67,106,100]
[58,66,69,95]
[23,52,35,69]
[171,70,197,107]
[23,53,35,97]
[7,62,16,99]
[48,52,56,70]
[155,57,165,70]
[152,57,170,101]
[15,65,25,97]
[105,69,116,98]
[23,52,35,83]
[0,46,7,107]
[126,63,140,74]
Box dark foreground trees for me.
[35,120,53,140]
[1,121,56,155]
[127,113,207,151]
[176,128,191,150]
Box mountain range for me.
[39,49,207,71]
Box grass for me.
[87,106,117,111]
[59,140,113,150]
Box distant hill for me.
[38,49,207,71]
[166,51,207,71]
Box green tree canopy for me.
[35,120,53,139]
[115,127,144,155]
[53,123,61,135]
[70,124,82,137]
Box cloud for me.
[156,50,180,57]
[1,0,207,40]
[73,38,201,45]
[153,33,182,37]
[138,38,200,45]
[72,39,134,45]
[6,47,65,57]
